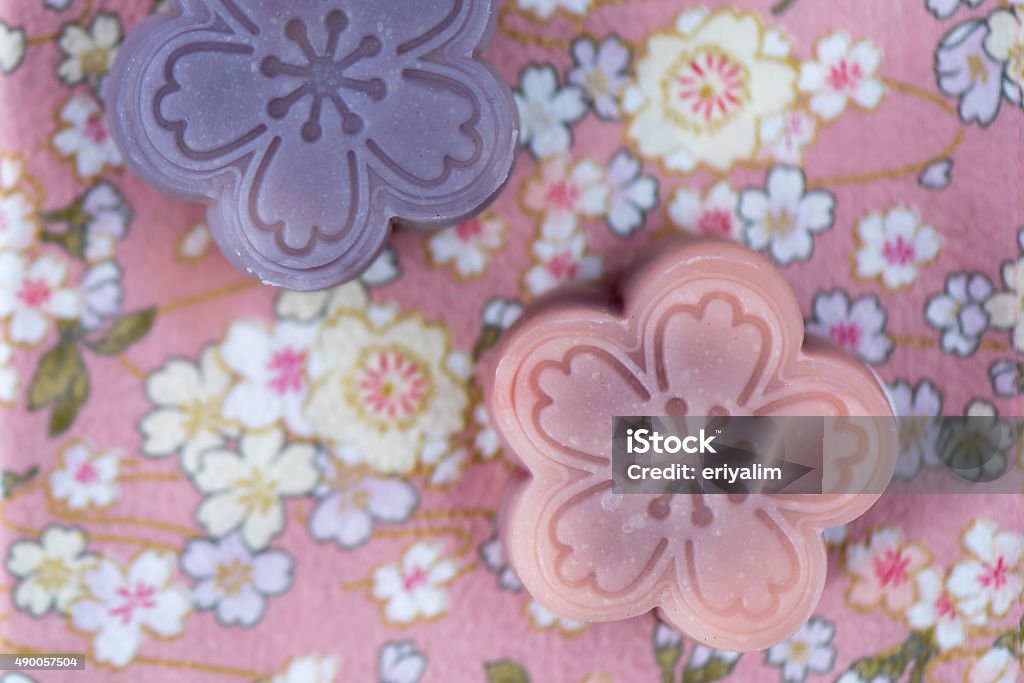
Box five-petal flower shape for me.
[484,240,896,651]
[107,0,516,289]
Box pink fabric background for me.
[0,0,1021,681]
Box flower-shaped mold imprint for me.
[483,240,897,651]
[106,0,517,289]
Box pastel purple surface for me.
[105,0,518,290]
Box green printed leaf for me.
[653,623,683,683]
[656,644,682,683]
[472,325,503,362]
[682,657,740,683]
[27,339,82,409]
[87,307,157,355]
[2,465,39,499]
[48,363,89,436]
[838,631,936,683]
[39,199,90,259]
[485,660,529,683]
[40,226,86,259]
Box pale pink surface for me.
[486,240,898,650]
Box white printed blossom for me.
[906,567,983,651]
[603,149,657,237]
[947,519,1023,619]
[807,290,893,365]
[739,166,835,266]
[890,380,943,479]
[267,655,340,683]
[378,641,427,683]
[567,36,630,120]
[69,551,190,668]
[525,599,586,634]
[80,181,132,263]
[6,525,95,616]
[765,618,836,682]
[985,255,1024,352]
[0,252,81,347]
[308,451,418,549]
[760,109,817,164]
[0,159,38,253]
[139,346,239,473]
[799,33,885,120]
[48,441,120,510]
[0,340,16,405]
[219,319,317,435]
[371,541,458,624]
[56,12,121,88]
[181,533,292,626]
[78,261,124,331]
[853,206,942,291]
[516,0,592,20]
[427,213,506,278]
[52,94,122,179]
[925,272,993,357]
[515,65,586,159]
[967,646,1022,683]
[668,181,743,241]
[195,429,319,550]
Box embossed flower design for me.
[107,1,516,289]
[485,241,896,650]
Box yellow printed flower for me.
[306,309,469,475]
[624,9,797,173]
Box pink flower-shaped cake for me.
[483,240,897,650]
[106,0,517,289]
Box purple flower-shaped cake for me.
[106,0,517,289]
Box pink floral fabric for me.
[0,1,1021,683]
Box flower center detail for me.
[900,416,927,452]
[882,236,915,266]
[215,558,253,596]
[697,208,734,236]
[667,48,749,132]
[978,556,1009,590]
[764,208,796,237]
[545,251,578,281]
[402,565,428,591]
[967,54,989,84]
[935,591,954,618]
[16,277,52,309]
[455,218,483,242]
[81,48,110,78]
[35,557,73,592]
[872,548,910,587]
[74,461,100,484]
[267,347,306,395]
[826,59,863,93]
[109,582,157,625]
[352,347,431,424]
[85,112,109,144]
[787,641,809,664]
[585,69,609,95]
[545,181,580,210]
[260,10,386,143]
[325,467,371,510]
[829,321,861,350]
[236,471,278,514]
